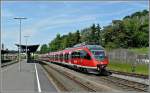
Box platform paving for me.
[0,59,57,93]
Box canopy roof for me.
[15,44,39,53]
[1,50,9,54]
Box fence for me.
[108,49,149,64]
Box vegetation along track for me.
[109,70,148,79]
[40,62,97,92]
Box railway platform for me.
[0,59,57,93]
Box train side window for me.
[58,54,60,60]
[61,54,63,60]
[71,52,75,58]
[59,55,60,60]
[63,54,65,60]
[64,54,66,60]
[75,51,80,58]
[73,51,79,58]
[56,55,58,60]
[80,50,91,60]
[74,52,77,58]
[60,54,63,60]
[66,53,69,60]
[51,55,52,59]
[78,52,80,58]
[52,55,54,60]
[54,55,56,60]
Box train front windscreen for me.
[87,45,105,61]
[91,50,105,60]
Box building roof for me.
[15,44,39,53]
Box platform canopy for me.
[15,44,39,53]
[1,50,9,54]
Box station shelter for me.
[16,44,39,62]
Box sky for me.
[1,1,149,50]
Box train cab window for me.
[91,50,105,60]
[80,50,91,60]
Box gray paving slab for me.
[1,60,36,93]
[0,60,58,93]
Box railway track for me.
[39,60,148,92]
[40,62,97,92]
[98,75,149,92]
[108,70,148,79]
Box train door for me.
[73,51,78,65]
[76,50,81,65]
[71,52,75,64]
[80,50,91,66]
[68,52,72,64]
[76,50,82,66]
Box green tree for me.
[40,44,49,54]
[45,9,149,52]
[74,30,81,44]
[96,24,102,45]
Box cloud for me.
[2,0,148,50]
[21,14,96,35]
[2,6,137,44]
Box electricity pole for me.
[24,36,30,62]
[14,17,27,72]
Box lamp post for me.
[14,17,27,72]
[24,36,30,62]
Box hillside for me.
[40,10,149,53]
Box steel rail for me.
[41,62,97,92]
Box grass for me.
[107,59,149,75]
[105,47,148,55]
[128,47,148,54]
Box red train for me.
[40,43,110,75]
